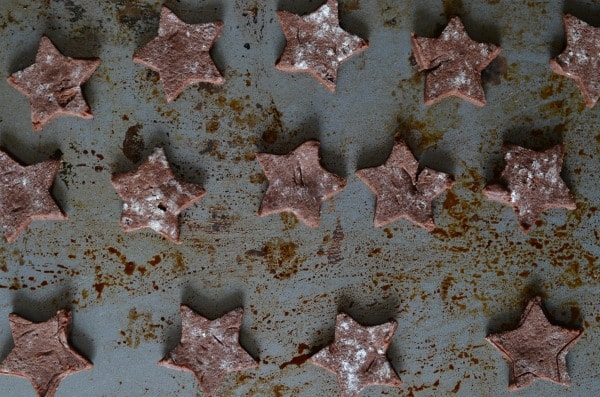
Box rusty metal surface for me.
[0,0,598,396]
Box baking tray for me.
[0,0,597,396]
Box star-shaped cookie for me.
[0,149,66,243]
[0,310,92,397]
[356,139,454,230]
[550,14,600,108]
[275,0,368,92]
[7,36,100,131]
[309,313,401,397]
[411,17,502,106]
[483,143,576,233]
[110,147,205,243]
[133,6,225,102]
[256,140,346,227]
[159,306,258,397]
[486,297,583,391]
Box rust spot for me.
[116,0,156,28]
[171,251,187,273]
[325,220,344,264]
[229,99,244,114]
[440,276,455,301]
[273,385,289,397]
[123,124,144,163]
[279,212,299,231]
[540,85,553,99]
[262,129,278,144]
[261,239,304,280]
[279,353,311,369]
[249,172,266,184]
[108,247,137,276]
[118,308,160,348]
[205,116,220,133]
[199,139,225,160]
[341,0,361,12]
[93,282,105,299]
[148,255,161,266]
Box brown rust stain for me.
[148,255,161,266]
[93,282,105,299]
[341,0,361,12]
[107,247,138,276]
[171,251,188,274]
[115,0,157,29]
[118,308,161,348]
[123,124,144,163]
[199,139,225,160]
[205,116,220,133]
[451,380,461,393]
[440,276,455,301]
[279,212,299,231]
[246,239,305,280]
[261,129,278,144]
[279,353,311,369]
[324,220,344,264]
[249,172,266,184]
[396,114,446,150]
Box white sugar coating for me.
[291,2,364,68]
[294,60,308,69]
[452,71,470,87]
[307,3,331,23]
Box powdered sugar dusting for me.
[309,313,400,396]
[112,147,205,243]
[412,16,500,106]
[551,14,599,108]
[277,0,367,90]
[485,144,575,232]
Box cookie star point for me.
[275,0,368,92]
[159,306,258,397]
[111,147,205,243]
[256,140,346,227]
[483,143,575,233]
[356,139,454,230]
[550,14,600,108]
[133,6,225,102]
[0,150,66,243]
[7,36,100,131]
[412,16,501,106]
[0,310,92,397]
[487,297,583,391]
[309,313,401,397]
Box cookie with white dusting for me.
[159,306,258,397]
[550,14,600,108]
[483,143,576,232]
[309,313,401,397]
[0,149,66,243]
[0,310,92,397]
[356,139,454,230]
[111,147,205,243]
[7,36,100,131]
[411,17,501,106]
[276,0,368,92]
[487,297,583,391]
[256,140,346,227]
[133,6,225,102]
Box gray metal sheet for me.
[0,0,598,396]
